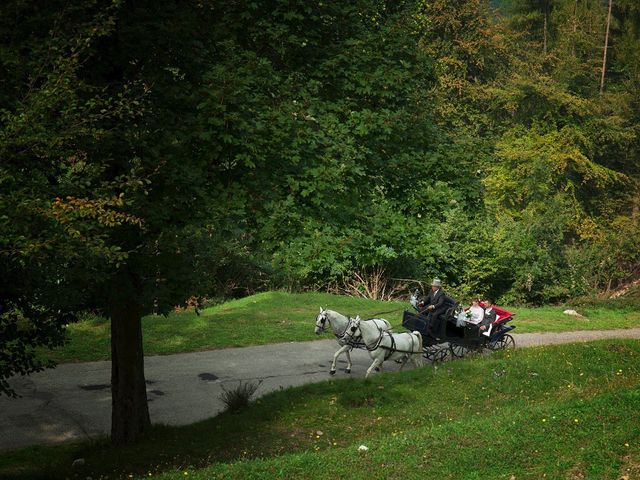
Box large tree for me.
[0,0,223,443]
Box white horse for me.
[315,308,392,375]
[350,315,423,378]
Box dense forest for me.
[1,0,639,441]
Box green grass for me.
[4,340,640,479]
[44,291,640,363]
[512,303,640,333]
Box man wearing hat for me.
[418,278,449,339]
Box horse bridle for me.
[339,317,360,343]
[316,310,335,334]
[318,311,355,339]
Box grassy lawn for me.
[43,291,640,363]
[512,303,640,333]
[4,340,640,479]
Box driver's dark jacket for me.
[419,289,450,315]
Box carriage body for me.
[402,302,516,360]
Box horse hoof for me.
[345,369,351,374]
[329,370,336,376]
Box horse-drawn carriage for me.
[402,298,516,362]
[315,290,516,377]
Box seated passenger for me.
[480,299,497,337]
[465,298,484,326]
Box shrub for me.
[219,380,262,413]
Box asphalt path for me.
[2,328,640,450]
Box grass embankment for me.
[46,291,640,363]
[5,340,640,479]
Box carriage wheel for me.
[437,347,451,362]
[493,334,515,351]
[450,343,469,359]
[422,347,435,362]
[423,345,448,363]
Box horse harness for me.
[360,324,420,360]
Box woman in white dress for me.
[465,298,485,325]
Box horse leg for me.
[366,357,383,378]
[331,345,350,375]
[398,354,409,371]
[345,349,352,374]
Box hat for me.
[431,278,442,287]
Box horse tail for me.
[412,331,424,367]
[413,330,423,353]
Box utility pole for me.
[600,0,612,94]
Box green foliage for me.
[195,0,468,288]
[477,13,640,301]
[0,0,131,395]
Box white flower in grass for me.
[358,445,369,452]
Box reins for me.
[367,307,405,317]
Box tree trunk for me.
[572,0,578,56]
[110,273,150,444]
[543,11,548,55]
[600,0,612,94]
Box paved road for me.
[2,328,640,450]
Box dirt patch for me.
[619,454,640,480]
[566,463,586,479]
[607,343,633,353]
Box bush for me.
[219,380,262,413]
